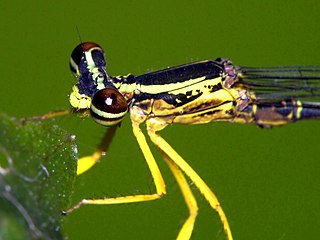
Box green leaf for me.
[0,113,77,240]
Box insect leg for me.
[24,109,71,121]
[147,128,233,240]
[77,125,117,175]
[62,122,166,214]
[162,152,198,240]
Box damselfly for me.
[37,42,320,240]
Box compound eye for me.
[90,88,128,126]
[69,42,105,77]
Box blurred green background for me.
[1,0,320,239]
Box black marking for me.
[300,102,320,119]
[209,83,222,93]
[225,109,234,115]
[186,100,228,113]
[111,74,137,85]
[136,102,150,111]
[136,61,223,86]
[242,104,253,114]
[91,49,106,68]
[197,109,222,117]
[76,63,110,98]
[77,59,99,97]
[135,91,203,108]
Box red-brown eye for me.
[90,88,128,126]
[69,42,106,77]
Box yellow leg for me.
[26,109,71,120]
[147,129,233,240]
[77,125,117,175]
[162,153,198,240]
[63,123,166,214]
[25,108,91,122]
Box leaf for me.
[0,113,77,240]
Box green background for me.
[1,0,320,239]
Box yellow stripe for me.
[139,76,208,94]
[90,104,127,119]
[296,100,303,119]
